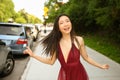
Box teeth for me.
[64,28,69,30]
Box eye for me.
[66,20,69,22]
[59,23,62,25]
[59,21,63,25]
[66,19,70,22]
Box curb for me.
[20,58,32,80]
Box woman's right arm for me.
[23,47,57,65]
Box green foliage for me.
[43,0,120,43]
[14,9,42,23]
[0,0,15,22]
[0,0,42,23]
[45,0,120,62]
[84,35,120,63]
[15,17,27,23]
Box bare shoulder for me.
[76,36,84,42]
[75,36,84,45]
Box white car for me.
[36,26,53,41]
[40,26,53,37]
[23,24,39,41]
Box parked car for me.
[0,42,15,77]
[38,26,53,37]
[0,23,33,55]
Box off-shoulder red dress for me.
[58,43,89,80]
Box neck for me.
[61,34,71,41]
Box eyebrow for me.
[59,18,69,22]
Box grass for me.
[83,35,120,64]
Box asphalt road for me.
[0,55,30,80]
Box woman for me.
[24,14,109,80]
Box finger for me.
[104,64,109,69]
[23,51,27,54]
[23,50,27,53]
[27,47,31,51]
[26,46,29,49]
[106,65,109,69]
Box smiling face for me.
[58,16,72,35]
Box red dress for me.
[58,43,89,80]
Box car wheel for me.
[0,53,15,77]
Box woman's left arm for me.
[77,36,109,69]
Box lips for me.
[64,27,70,31]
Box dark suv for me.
[0,42,14,77]
[0,23,33,55]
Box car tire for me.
[0,53,15,77]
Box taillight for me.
[16,38,28,44]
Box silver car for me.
[0,44,14,77]
[0,23,33,55]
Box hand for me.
[23,47,34,57]
[100,64,109,69]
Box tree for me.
[41,0,120,42]
[15,9,42,23]
[0,0,15,22]
[15,17,27,23]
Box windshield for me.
[0,25,23,36]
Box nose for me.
[64,22,68,27]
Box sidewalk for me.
[20,44,120,80]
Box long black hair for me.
[41,14,76,58]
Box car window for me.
[25,27,32,38]
[0,26,23,36]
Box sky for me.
[12,0,47,21]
